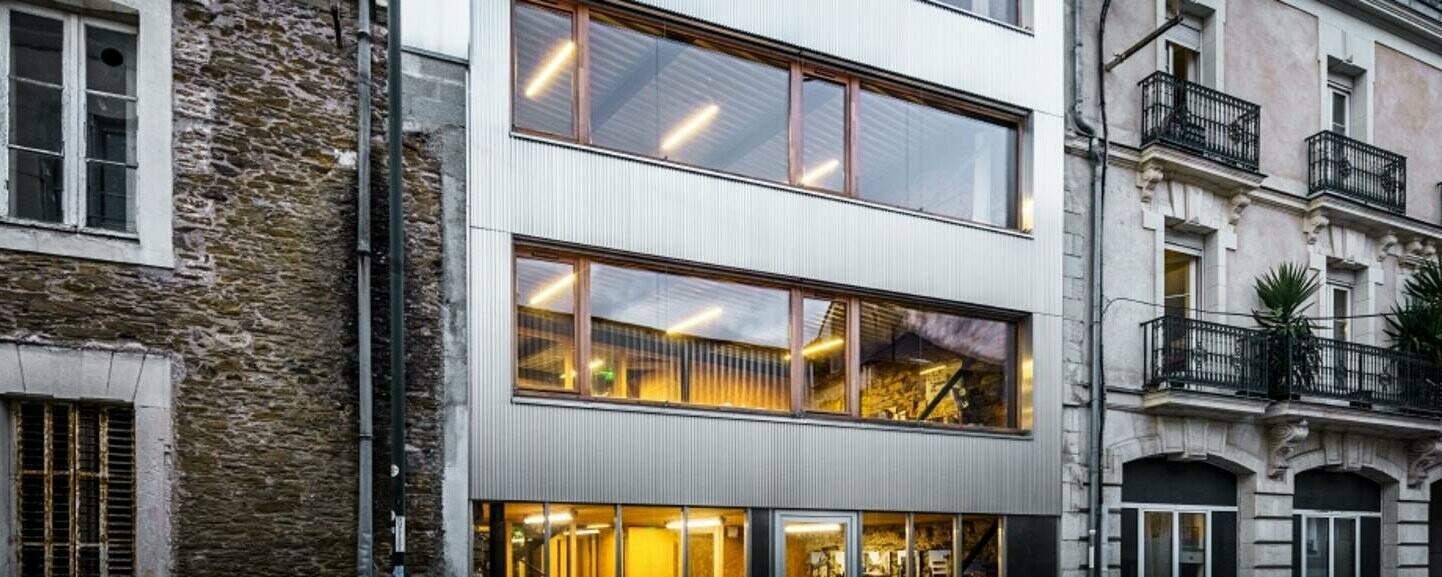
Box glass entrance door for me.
[776,512,858,577]
[1302,515,1360,577]
[1140,510,1210,577]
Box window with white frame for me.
[1328,74,1352,137]
[3,3,138,233]
[1300,513,1363,577]
[1163,14,1203,84]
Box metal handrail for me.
[1139,71,1262,171]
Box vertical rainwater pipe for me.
[386,0,407,574]
[355,0,375,573]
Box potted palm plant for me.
[1386,259,1442,411]
[1252,263,1320,399]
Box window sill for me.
[511,131,1036,240]
[511,391,1032,440]
[914,0,1033,36]
[0,216,171,268]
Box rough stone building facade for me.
[1064,0,1442,575]
[0,0,464,575]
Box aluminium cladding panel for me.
[468,0,1065,515]
[401,0,470,60]
[470,229,1064,515]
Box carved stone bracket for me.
[1408,437,1442,488]
[1303,210,1330,246]
[1377,232,1399,264]
[1267,420,1309,480]
[1227,193,1252,226]
[1136,163,1165,204]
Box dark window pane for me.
[960,515,1003,577]
[589,15,789,181]
[11,12,63,84]
[858,301,1013,427]
[799,76,846,191]
[9,149,64,223]
[86,162,135,231]
[11,80,63,152]
[516,257,577,391]
[802,297,847,413]
[514,3,575,136]
[929,0,1019,25]
[86,26,137,96]
[858,87,1017,227]
[588,262,790,410]
[88,92,136,164]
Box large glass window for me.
[1139,511,1207,577]
[588,263,791,410]
[84,25,137,231]
[1162,249,1199,319]
[624,506,686,577]
[858,301,1014,428]
[513,3,576,137]
[588,13,790,182]
[9,11,65,223]
[861,512,907,577]
[782,517,849,577]
[515,250,1021,429]
[510,1,1023,230]
[857,86,1018,227]
[1303,515,1362,577]
[914,514,955,577]
[684,508,748,577]
[801,296,848,413]
[516,256,578,391]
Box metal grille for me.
[1139,71,1261,171]
[14,401,135,577]
[1306,131,1407,214]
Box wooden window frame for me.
[509,0,1028,231]
[512,244,1026,433]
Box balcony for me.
[1142,316,1442,422]
[1139,71,1261,171]
[1307,131,1407,214]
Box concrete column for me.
[1241,473,1295,577]
[1396,483,1430,577]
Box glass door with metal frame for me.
[1140,509,1209,577]
[777,512,858,577]
[1302,514,1360,577]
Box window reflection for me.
[506,503,548,577]
[514,3,575,136]
[589,263,790,410]
[959,516,1002,577]
[858,86,1017,227]
[799,76,847,191]
[588,14,790,181]
[802,297,849,413]
[859,301,1013,427]
[784,519,848,577]
[548,504,618,577]
[1143,512,1172,577]
[516,257,577,391]
[928,0,1019,25]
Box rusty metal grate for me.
[14,400,135,577]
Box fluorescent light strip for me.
[528,272,576,307]
[666,306,723,335]
[919,364,949,376]
[799,158,841,187]
[665,517,723,530]
[588,358,606,371]
[523,512,574,525]
[783,522,843,534]
[801,338,844,357]
[524,40,576,99]
[660,104,720,152]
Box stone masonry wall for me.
[0,1,451,575]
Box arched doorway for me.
[1292,470,1380,577]
[1121,457,1238,577]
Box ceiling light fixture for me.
[783,522,843,534]
[666,306,723,335]
[799,158,841,186]
[524,40,576,99]
[660,104,720,152]
[666,517,723,530]
[528,272,576,306]
[523,512,573,525]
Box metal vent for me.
[13,401,136,577]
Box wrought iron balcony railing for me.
[1143,315,1269,395]
[1307,131,1407,214]
[1139,71,1261,171]
[1142,315,1442,415]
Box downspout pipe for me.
[387,0,408,574]
[1070,0,1108,575]
[356,0,375,574]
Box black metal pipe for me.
[386,0,407,573]
[356,0,375,574]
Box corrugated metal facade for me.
[468,0,1066,515]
